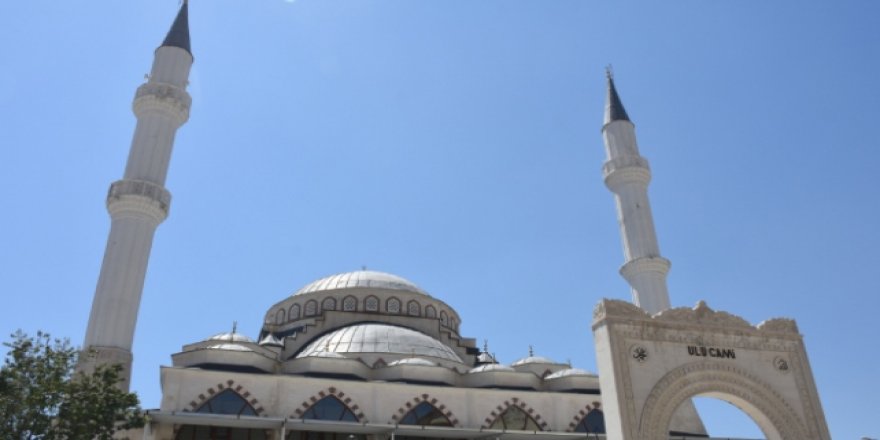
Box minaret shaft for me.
[80,5,192,390]
[602,79,671,315]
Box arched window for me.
[289,304,301,320]
[303,396,358,421]
[425,305,437,319]
[287,396,363,440]
[343,296,357,312]
[400,402,453,427]
[365,296,379,312]
[574,409,605,434]
[275,308,286,324]
[439,311,448,326]
[322,297,336,311]
[305,300,318,316]
[176,389,267,440]
[386,297,401,314]
[407,300,421,316]
[489,406,541,431]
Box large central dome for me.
[294,270,429,296]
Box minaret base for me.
[76,345,133,391]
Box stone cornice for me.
[593,299,800,335]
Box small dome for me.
[544,368,596,379]
[205,343,253,352]
[476,352,497,364]
[296,323,463,364]
[208,332,254,343]
[295,270,429,296]
[468,364,516,373]
[511,355,559,366]
[387,358,439,367]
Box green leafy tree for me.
[0,331,144,440]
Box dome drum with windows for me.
[172,270,599,393]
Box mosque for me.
[77,3,831,440]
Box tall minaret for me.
[601,71,671,315]
[600,72,708,435]
[80,2,192,390]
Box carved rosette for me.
[133,82,192,125]
[106,179,171,224]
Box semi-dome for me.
[296,323,463,364]
[294,270,429,296]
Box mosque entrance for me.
[691,397,767,440]
[591,299,830,440]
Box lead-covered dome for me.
[295,323,464,365]
[294,270,429,296]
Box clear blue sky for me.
[1,1,878,438]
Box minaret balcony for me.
[603,156,652,189]
[133,82,192,124]
[106,179,172,223]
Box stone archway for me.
[591,299,831,440]
[638,362,807,440]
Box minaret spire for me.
[604,68,630,124]
[79,4,194,390]
[601,73,671,315]
[162,1,191,54]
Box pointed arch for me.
[568,403,604,434]
[177,381,268,440]
[407,300,421,316]
[365,295,379,312]
[386,297,401,314]
[566,402,603,432]
[292,387,367,422]
[184,379,266,416]
[482,398,547,431]
[305,300,318,316]
[289,303,301,320]
[390,394,459,427]
[342,295,357,311]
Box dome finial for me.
[528,345,534,357]
[483,339,489,352]
[232,321,238,334]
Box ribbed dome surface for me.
[296,323,462,363]
[295,270,428,296]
